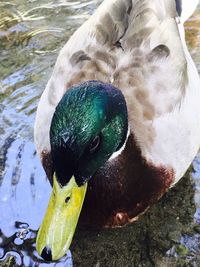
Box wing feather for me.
[34,0,194,156]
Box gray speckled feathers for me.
[35,0,188,154]
[56,0,187,107]
[35,0,200,185]
[60,0,188,138]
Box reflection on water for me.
[0,1,200,266]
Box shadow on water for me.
[0,1,200,266]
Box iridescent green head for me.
[36,80,128,261]
[50,80,128,186]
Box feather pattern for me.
[35,0,200,188]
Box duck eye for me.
[88,135,100,153]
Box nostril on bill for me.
[41,246,52,261]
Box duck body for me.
[34,0,200,260]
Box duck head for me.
[36,80,128,261]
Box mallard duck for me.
[34,0,200,261]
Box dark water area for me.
[0,1,200,266]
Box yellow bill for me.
[36,174,87,261]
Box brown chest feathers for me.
[41,133,174,227]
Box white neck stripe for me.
[108,126,130,161]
